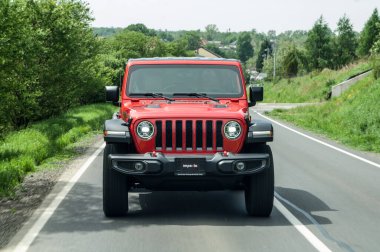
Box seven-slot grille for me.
[155,120,223,152]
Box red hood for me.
[125,100,248,121]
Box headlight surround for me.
[224,121,242,140]
[136,121,154,140]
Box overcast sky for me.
[85,0,380,33]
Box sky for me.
[85,0,380,33]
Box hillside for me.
[263,61,371,103]
[269,75,380,152]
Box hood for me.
[125,100,248,120]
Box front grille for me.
[155,119,224,152]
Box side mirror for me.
[249,86,263,106]
[105,86,120,106]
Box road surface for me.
[5,109,380,252]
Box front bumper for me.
[109,152,270,176]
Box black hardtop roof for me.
[127,57,241,63]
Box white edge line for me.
[257,112,380,169]
[274,198,332,252]
[12,143,106,252]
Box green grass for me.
[263,61,371,103]
[0,103,115,196]
[269,76,380,152]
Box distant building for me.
[195,47,221,58]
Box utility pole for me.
[270,39,276,81]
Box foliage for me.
[0,103,115,196]
[282,46,303,77]
[182,31,201,50]
[126,23,157,37]
[370,22,380,79]
[93,27,123,37]
[204,44,226,58]
[305,16,334,70]
[256,39,273,71]
[205,24,219,41]
[269,76,380,153]
[334,15,358,68]
[263,61,371,102]
[237,32,253,63]
[0,0,111,136]
[358,8,380,56]
[157,30,174,42]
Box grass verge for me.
[269,76,380,152]
[263,61,371,103]
[0,103,115,196]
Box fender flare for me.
[104,118,131,144]
[246,119,273,143]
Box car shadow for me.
[40,182,334,234]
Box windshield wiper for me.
[129,93,175,102]
[173,93,219,103]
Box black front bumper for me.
[109,152,270,176]
[108,152,270,190]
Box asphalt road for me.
[5,109,380,252]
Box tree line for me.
[250,10,380,80]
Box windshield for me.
[127,64,243,98]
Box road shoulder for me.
[1,135,104,250]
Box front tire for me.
[103,143,129,217]
[244,144,274,217]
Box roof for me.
[127,57,240,63]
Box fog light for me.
[134,162,144,171]
[235,162,246,171]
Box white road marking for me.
[274,198,332,252]
[257,112,380,169]
[11,143,106,252]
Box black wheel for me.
[244,144,274,217]
[103,143,129,217]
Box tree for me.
[334,15,358,67]
[167,39,187,56]
[358,8,380,56]
[126,23,156,36]
[305,16,334,70]
[370,22,380,79]
[157,30,174,42]
[237,32,253,63]
[182,31,201,50]
[205,24,219,41]
[256,39,272,71]
[283,46,302,77]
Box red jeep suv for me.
[104,57,274,217]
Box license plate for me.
[175,158,206,176]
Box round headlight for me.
[224,121,242,139]
[136,121,154,140]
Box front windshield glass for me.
[127,64,243,98]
